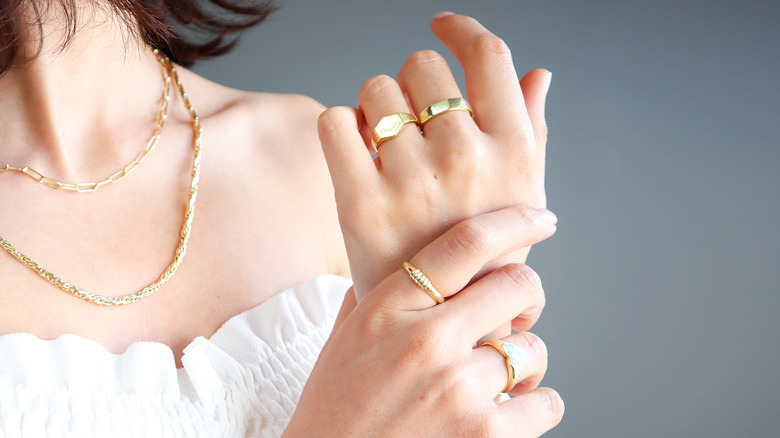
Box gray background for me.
[193,1,780,436]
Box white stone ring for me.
[480,339,525,393]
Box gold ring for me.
[480,340,524,393]
[402,262,444,304]
[372,112,420,148]
[418,97,473,125]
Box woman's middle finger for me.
[395,50,478,141]
[438,263,545,340]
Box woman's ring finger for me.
[419,97,473,126]
[474,331,548,396]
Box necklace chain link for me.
[0,48,202,305]
[0,50,173,192]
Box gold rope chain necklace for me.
[0,48,172,192]
[0,49,202,305]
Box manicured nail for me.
[434,11,455,21]
[543,70,553,94]
[536,208,558,225]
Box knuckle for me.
[469,32,512,61]
[405,49,447,71]
[501,264,546,320]
[316,109,339,138]
[359,74,397,98]
[450,134,484,157]
[398,317,451,365]
[430,309,459,335]
[441,144,482,176]
[352,299,395,334]
[501,263,542,292]
[513,205,537,230]
[469,412,501,438]
[317,107,350,137]
[435,364,470,394]
[519,331,548,358]
[539,388,565,423]
[447,219,493,258]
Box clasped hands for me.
[286,13,562,437]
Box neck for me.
[0,2,167,182]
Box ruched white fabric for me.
[0,275,351,438]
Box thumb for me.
[321,286,358,352]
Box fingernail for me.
[543,70,553,94]
[433,11,455,21]
[536,208,558,225]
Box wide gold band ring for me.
[480,340,524,393]
[402,262,444,304]
[372,112,420,148]
[418,97,473,125]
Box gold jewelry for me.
[372,112,420,148]
[418,97,473,126]
[402,261,444,304]
[480,340,524,393]
[0,50,202,306]
[0,47,172,193]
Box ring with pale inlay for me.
[480,339,524,393]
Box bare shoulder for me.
[174,68,350,279]
[176,68,326,161]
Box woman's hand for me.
[284,205,562,437]
[318,13,552,298]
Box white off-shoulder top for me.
[0,275,352,438]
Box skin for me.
[287,206,562,437]
[323,13,551,303]
[0,3,562,436]
[290,13,563,436]
[0,2,348,364]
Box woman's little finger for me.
[519,68,553,152]
[441,263,545,340]
[497,387,565,437]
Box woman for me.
[0,0,562,436]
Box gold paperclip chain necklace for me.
[0,48,172,193]
[0,49,202,305]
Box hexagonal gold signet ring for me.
[418,97,473,126]
[371,112,420,148]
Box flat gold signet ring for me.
[372,112,420,148]
[418,97,473,126]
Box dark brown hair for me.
[0,0,276,75]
